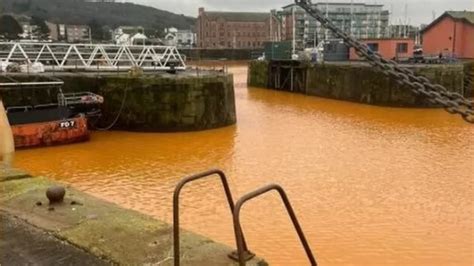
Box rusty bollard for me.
[46,186,66,204]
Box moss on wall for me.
[319,64,462,107]
[463,61,474,97]
[247,61,269,88]
[306,63,464,107]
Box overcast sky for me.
[131,0,473,25]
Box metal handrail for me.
[232,184,317,266]
[0,42,187,71]
[172,169,254,266]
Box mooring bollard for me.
[46,186,66,204]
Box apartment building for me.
[65,25,91,43]
[278,2,390,49]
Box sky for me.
[131,0,473,26]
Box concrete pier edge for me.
[0,170,267,265]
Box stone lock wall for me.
[306,63,464,107]
[247,61,269,88]
[463,61,474,97]
[2,73,237,132]
[64,74,236,132]
[248,60,465,107]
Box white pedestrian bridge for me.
[0,42,186,72]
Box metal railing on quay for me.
[172,169,254,266]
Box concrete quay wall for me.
[248,60,466,107]
[0,170,268,265]
[2,71,237,132]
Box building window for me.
[367,43,379,52]
[396,43,408,53]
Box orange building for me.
[421,11,474,59]
[349,38,415,60]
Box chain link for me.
[295,0,474,123]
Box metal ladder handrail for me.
[173,169,254,266]
[232,184,317,266]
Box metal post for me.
[291,67,294,91]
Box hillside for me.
[0,0,196,33]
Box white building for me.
[114,28,148,45]
[19,23,37,39]
[164,27,195,48]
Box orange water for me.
[14,64,473,265]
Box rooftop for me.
[203,11,269,22]
[446,11,474,24]
[282,2,384,9]
[421,11,474,33]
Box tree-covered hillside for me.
[0,0,196,36]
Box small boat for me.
[1,76,103,149]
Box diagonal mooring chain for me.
[295,0,474,123]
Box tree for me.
[31,16,50,40]
[12,0,32,13]
[89,19,105,41]
[0,15,23,40]
[102,26,113,41]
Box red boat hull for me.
[12,116,89,149]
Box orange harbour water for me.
[15,63,473,265]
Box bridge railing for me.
[0,42,186,71]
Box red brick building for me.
[350,38,415,60]
[421,11,474,59]
[196,8,278,49]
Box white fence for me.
[0,42,186,71]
